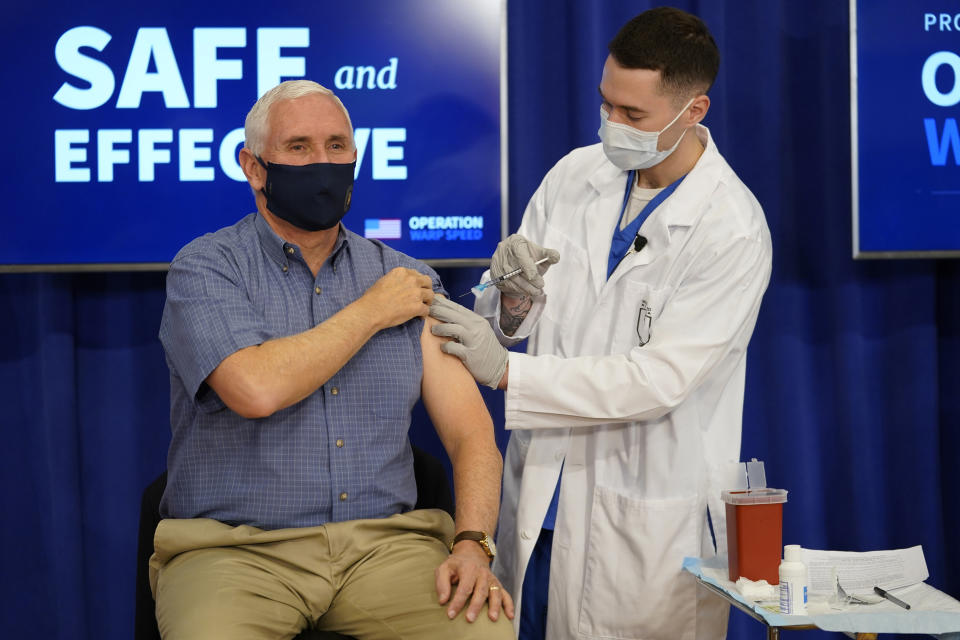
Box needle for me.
[458,257,551,298]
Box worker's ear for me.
[687,95,710,126]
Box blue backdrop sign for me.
[852,2,960,257]
[1,1,503,269]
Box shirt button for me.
[286,246,295,255]
[314,286,322,294]
[336,439,344,448]
[282,265,288,273]
[339,492,348,501]
[521,529,532,540]
[331,386,339,396]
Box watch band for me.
[451,530,496,559]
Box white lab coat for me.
[478,126,771,640]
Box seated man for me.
[151,79,514,640]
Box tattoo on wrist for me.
[500,295,532,336]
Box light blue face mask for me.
[598,97,694,170]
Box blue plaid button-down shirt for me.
[159,213,444,530]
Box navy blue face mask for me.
[257,157,356,231]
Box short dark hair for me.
[608,7,720,99]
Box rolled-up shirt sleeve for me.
[160,246,270,412]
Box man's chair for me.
[135,446,454,640]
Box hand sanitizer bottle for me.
[779,544,808,615]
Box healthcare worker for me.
[429,7,772,640]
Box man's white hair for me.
[244,80,354,157]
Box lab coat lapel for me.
[603,197,676,291]
[606,210,667,285]
[605,126,721,289]
[585,166,626,296]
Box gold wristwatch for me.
[451,530,497,560]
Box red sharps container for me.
[721,488,788,584]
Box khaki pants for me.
[149,509,513,640]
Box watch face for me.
[454,531,496,558]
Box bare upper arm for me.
[420,316,494,456]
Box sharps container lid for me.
[721,488,789,504]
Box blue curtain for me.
[2,1,958,638]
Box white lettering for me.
[334,66,355,90]
[97,129,132,182]
[372,128,406,180]
[923,13,960,31]
[54,127,253,181]
[219,128,247,182]
[138,129,173,181]
[179,129,215,181]
[355,65,376,89]
[334,58,399,90]
[377,57,398,89]
[408,216,485,230]
[193,28,246,108]
[922,51,960,107]
[257,28,309,97]
[116,28,190,108]
[354,127,371,179]
[53,27,115,110]
[55,129,90,182]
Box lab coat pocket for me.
[578,486,699,640]
[613,280,670,352]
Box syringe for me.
[459,257,551,297]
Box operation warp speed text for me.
[408,216,484,241]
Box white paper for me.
[800,545,929,596]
